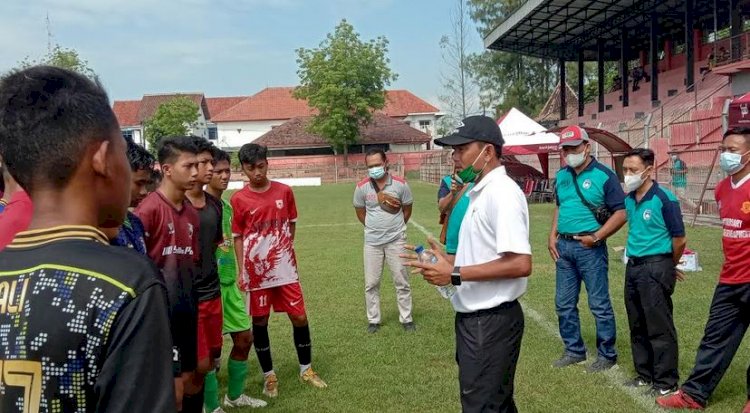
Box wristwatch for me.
[451,266,462,286]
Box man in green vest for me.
[437,167,473,255]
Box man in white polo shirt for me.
[406,115,532,413]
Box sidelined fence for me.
[418,150,453,185]
[656,147,723,225]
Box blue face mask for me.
[720,151,750,175]
[368,166,386,180]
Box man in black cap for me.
[405,115,532,413]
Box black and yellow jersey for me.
[0,226,175,413]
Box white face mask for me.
[565,151,586,168]
[623,168,651,192]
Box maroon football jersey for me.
[134,190,201,372]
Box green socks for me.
[227,358,248,400]
[204,371,220,412]
[204,359,248,410]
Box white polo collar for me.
[470,166,507,194]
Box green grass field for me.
[216,181,749,413]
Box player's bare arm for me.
[355,207,366,225]
[402,204,413,224]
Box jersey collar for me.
[731,172,750,189]
[628,180,659,204]
[7,225,109,249]
[471,166,506,194]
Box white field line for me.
[407,218,663,413]
[297,222,360,228]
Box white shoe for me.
[224,394,268,408]
[210,408,227,413]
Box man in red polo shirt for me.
[658,127,750,412]
[0,161,32,250]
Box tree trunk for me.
[343,145,349,167]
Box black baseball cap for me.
[434,115,504,147]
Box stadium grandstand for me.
[484,0,750,222]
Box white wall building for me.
[113,88,442,151]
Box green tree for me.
[567,61,619,104]
[144,97,200,153]
[19,44,96,79]
[294,20,397,160]
[467,0,556,117]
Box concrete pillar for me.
[685,0,695,91]
[596,39,604,112]
[651,12,660,102]
[578,50,585,117]
[559,58,567,120]
[621,29,629,107]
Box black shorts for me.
[173,308,198,373]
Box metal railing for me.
[635,77,729,149]
[711,32,750,68]
[656,147,723,222]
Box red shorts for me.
[197,297,223,362]
[248,282,306,317]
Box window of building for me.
[419,120,432,127]
[208,126,218,140]
[122,129,134,141]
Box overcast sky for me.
[0,0,486,107]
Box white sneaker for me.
[223,394,268,408]
[208,408,226,413]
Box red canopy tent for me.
[728,92,750,127]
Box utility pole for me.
[46,12,53,53]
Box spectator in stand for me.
[718,46,729,64]
[700,52,716,78]
[631,66,649,91]
[612,73,623,92]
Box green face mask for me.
[455,145,489,184]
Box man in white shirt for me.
[405,116,532,413]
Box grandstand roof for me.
[484,0,728,61]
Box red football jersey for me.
[0,189,33,250]
[231,182,299,291]
[715,176,750,284]
[135,191,201,306]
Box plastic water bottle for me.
[415,245,456,299]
